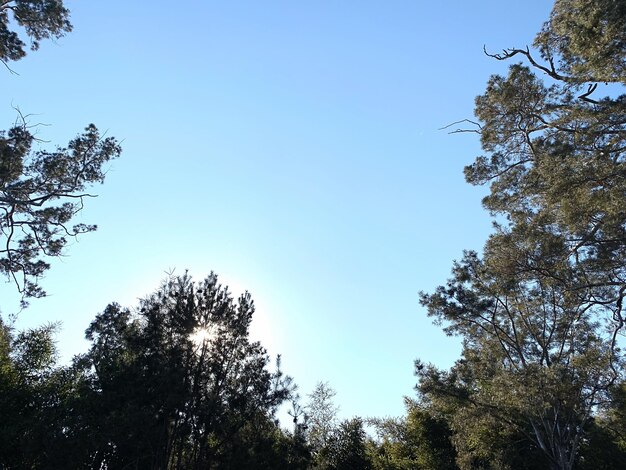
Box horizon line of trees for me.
[2,0,626,468]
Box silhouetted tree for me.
[74,273,299,469]
[0,0,121,307]
[0,123,121,304]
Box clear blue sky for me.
[3,1,552,421]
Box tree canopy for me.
[0,273,312,469]
[418,0,626,468]
[0,123,121,303]
[77,273,298,469]
[0,0,120,307]
[0,0,71,66]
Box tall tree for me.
[75,273,298,469]
[306,381,339,460]
[418,246,613,469]
[420,1,626,468]
[466,0,626,326]
[0,0,121,306]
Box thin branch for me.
[439,119,482,135]
[484,45,568,82]
[0,57,19,75]
[578,83,599,104]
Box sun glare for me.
[190,326,215,346]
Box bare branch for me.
[483,45,569,82]
[439,119,483,135]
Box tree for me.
[1,122,121,304]
[74,272,298,469]
[466,0,626,322]
[1,273,311,469]
[321,418,372,470]
[306,381,339,459]
[367,398,457,470]
[418,245,616,469]
[0,317,74,469]
[420,0,626,468]
[0,0,121,307]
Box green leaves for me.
[535,0,626,83]
[421,1,626,467]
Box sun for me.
[190,326,216,346]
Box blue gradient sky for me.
[3,1,552,420]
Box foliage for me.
[0,0,120,307]
[0,122,121,304]
[534,0,626,83]
[0,273,309,469]
[0,318,78,468]
[471,1,626,309]
[303,383,373,469]
[419,240,618,467]
[73,272,298,469]
[317,418,372,470]
[367,398,457,470]
[420,0,626,468]
[0,0,71,66]
[415,354,554,469]
[306,381,339,459]
[576,416,626,469]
